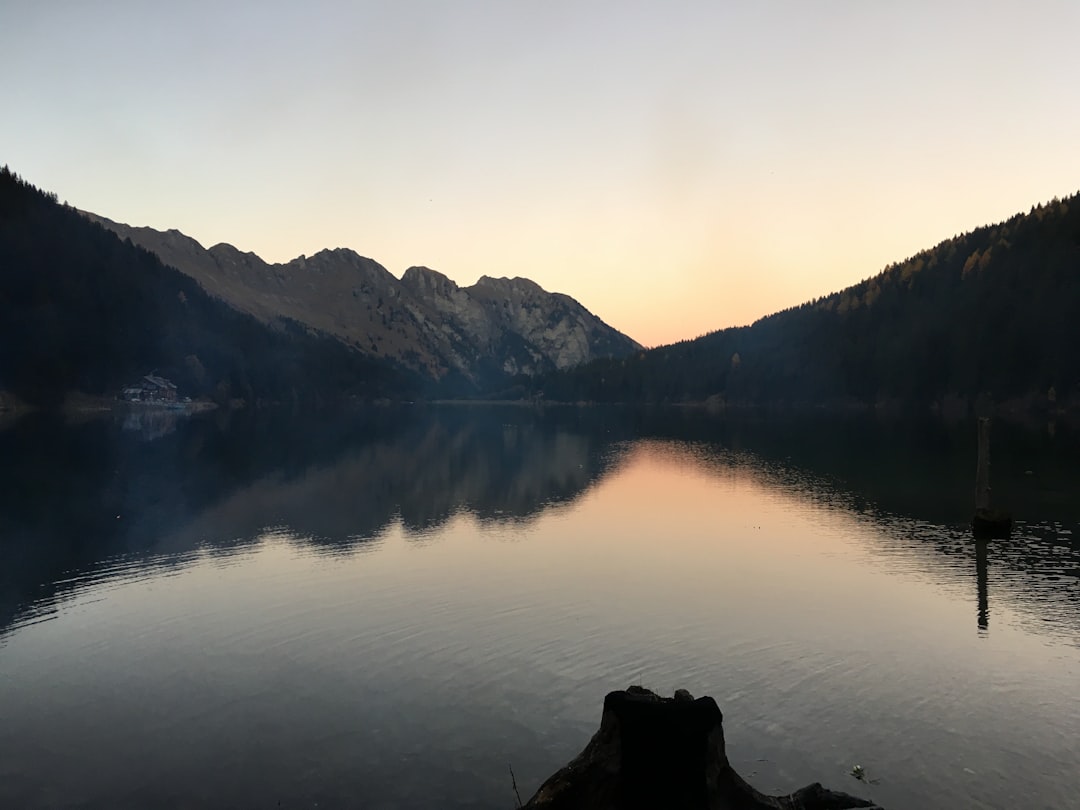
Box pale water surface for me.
[1,407,1078,809]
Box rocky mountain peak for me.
[402,265,460,298]
[208,242,257,259]
[299,247,383,270]
[84,212,643,390]
[207,242,265,270]
[474,275,544,295]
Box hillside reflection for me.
[622,411,1080,645]
[0,406,636,634]
[2,406,1078,645]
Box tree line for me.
[0,166,420,408]
[524,193,1080,411]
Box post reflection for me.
[975,539,990,636]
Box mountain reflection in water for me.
[1,406,625,633]
[1,406,1078,810]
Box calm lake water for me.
[1,406,1078,809]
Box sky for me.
[4,1,1080,348]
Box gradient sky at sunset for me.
[4,1,1079,347]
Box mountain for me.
[85,214,642,389]
[535,193,1080,412]
[0,166,417,407]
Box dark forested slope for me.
[0,166,417,407]
[533,193,1080,410]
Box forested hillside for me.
[0,167,417,407]
[531,193,1080,411]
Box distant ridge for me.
[85,213,642,389]
[536,192,1080,413]
[0,166,414,407]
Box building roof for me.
[142,375,177,390]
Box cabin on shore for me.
[121,374,178,403]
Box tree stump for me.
[524,687,882,810]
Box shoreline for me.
[61,394,219,418]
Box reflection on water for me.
[1,407,1079,809]
[0,407,627,637]
[977,539,990,635]
[120,406,181,440]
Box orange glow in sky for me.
[4,2,1079,347]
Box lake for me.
[1,405,1078,809]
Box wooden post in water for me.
[972,416,1012,539]
[975,417,991,512]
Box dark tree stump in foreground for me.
[524,687,882,810]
